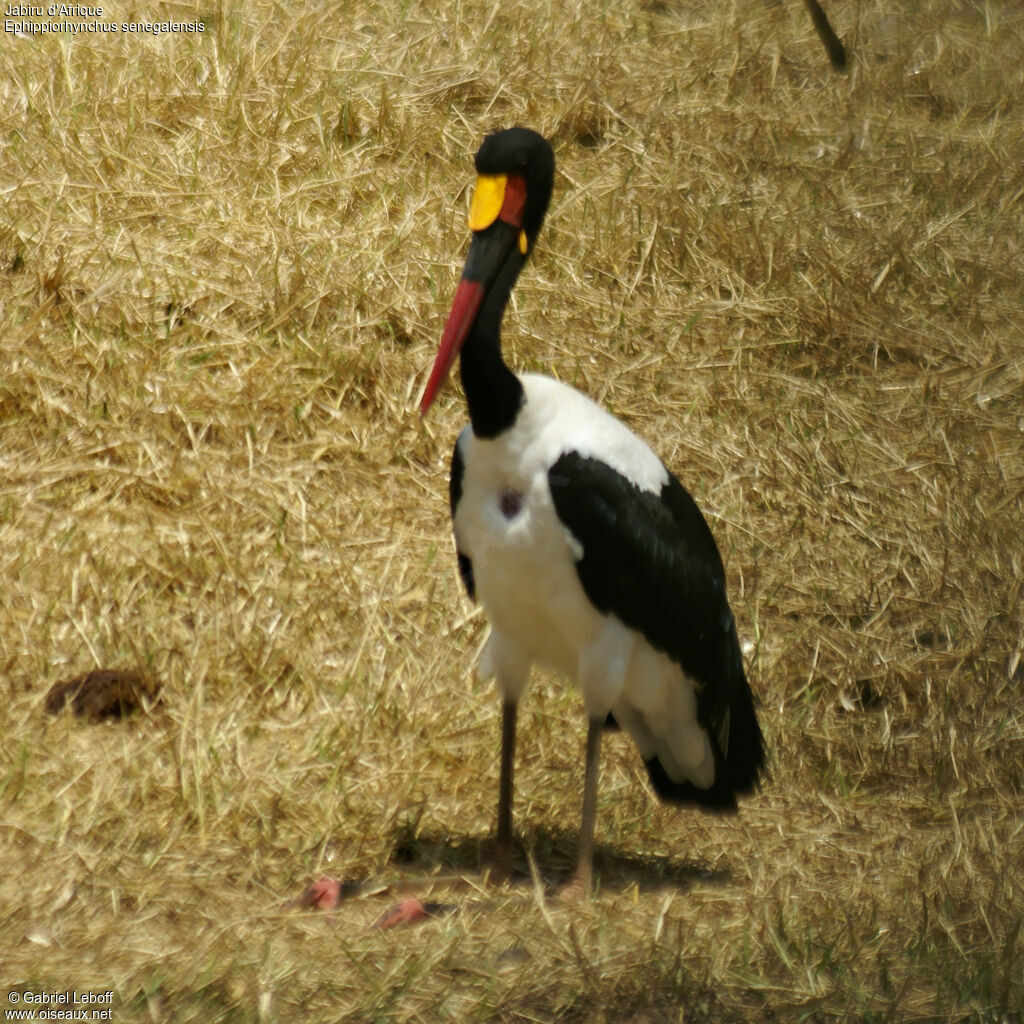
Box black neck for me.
[459,254,525,439]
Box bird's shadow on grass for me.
[386,825,731,894]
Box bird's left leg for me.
[565,716,602,897]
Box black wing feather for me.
[548,451,764,808]
[449,438,475,600]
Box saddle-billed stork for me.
[420,128,764,892]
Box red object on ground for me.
[286,877,342,911]
[285,881,456,929]
[372,899,454,930]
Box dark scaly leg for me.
[564,716,602,897]
[494,700,517,878]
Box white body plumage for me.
[453,373,717,790]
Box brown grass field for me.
[2,0,1023,1020]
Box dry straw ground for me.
[1,0,1022,1020]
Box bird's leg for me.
[494,700,517,879]
[563,716,602,898]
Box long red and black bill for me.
[420,171,528,415]
[419,276,486,414]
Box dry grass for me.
[2,0,1023,1020]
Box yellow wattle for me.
[468,174,507,232]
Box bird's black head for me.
[473,127,555,248]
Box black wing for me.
[449,437,475,600]
[548,451,764,807]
